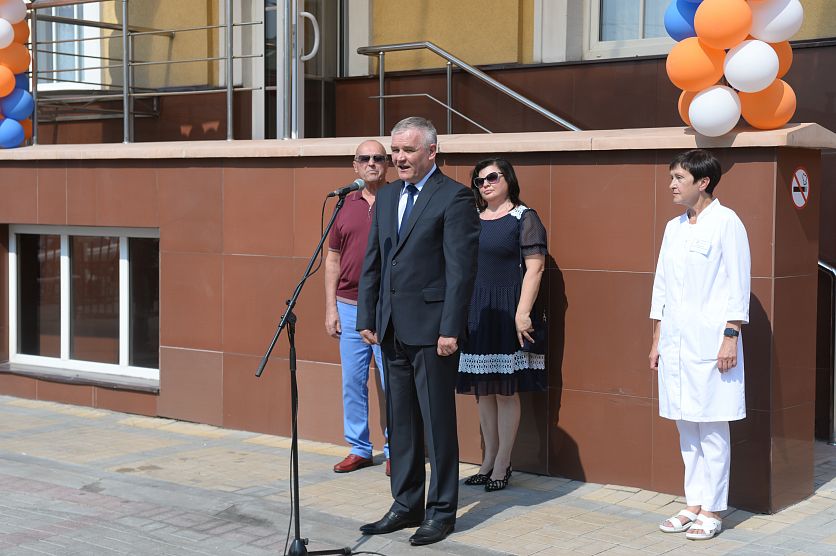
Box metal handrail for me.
[36,14,173,37]
[820,260,836,446]
[370,93,491,133]
[357,41,581,135]
[27,0,257,143]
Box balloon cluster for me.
[665,0,803,137]
[0,0,32,148]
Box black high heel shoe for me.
[464,469,493,486]
[485,466,512,492]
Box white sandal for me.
[659,509,698,533]
[685,515,722,540]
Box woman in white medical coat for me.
[649,149,750,541]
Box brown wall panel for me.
[222,161,295,257]
[552,151,656,272]
[160,252,223,351]
[222,352,290,436]
[560,270,654,398]
[158,162,224,254]
[0,166,37,224]
[158,347,223,426]
[95,387,158,416]
[221,254,297,357]
[552,389,654,488]
[36,162,68,225]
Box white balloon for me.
[750,0,804,43]
[0,1,27,25]
[689,85,741,137]
[724,40,779,93]
[0,19,13,50]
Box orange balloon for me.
[0,43,30,74]
[12,21,29,45]
[770,41,793,78]
[0,64,14,97]
[20,118,32,142]
[739,79,796,129]
[694,0,753,50]
[678,90,698,126]
[666,37,725,92]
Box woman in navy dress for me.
[457,157,547,491]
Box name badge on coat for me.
[689,238,711,256]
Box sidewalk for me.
[0,395,834,556]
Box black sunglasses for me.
[354,154,388,164]
[473,171,503,188]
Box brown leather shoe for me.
[385,459,391,477]
[333,454,373,473]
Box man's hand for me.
[717,337,738,372]
[437,336,458,357]
[359,329,379,345]
[325,307,341,338]
[649,344,660,370]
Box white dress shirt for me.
[397,164,436,229]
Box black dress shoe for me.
[409,519,455,546]
[359,511,422,535]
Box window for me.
[8,226,159,380]
[35,3,102,90]
[585,0,674,60]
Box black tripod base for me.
[287,538,351,556]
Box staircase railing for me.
[357,41,580,135]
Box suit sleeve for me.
[356,196,382,332]
[439,184,480,338]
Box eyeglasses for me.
[473,172,503,188]
[354,154,388,164]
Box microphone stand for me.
[256,191,353,556]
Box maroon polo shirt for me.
[328,190,374,302]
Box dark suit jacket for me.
[357,168,480,346]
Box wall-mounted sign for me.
[791,167,809,209]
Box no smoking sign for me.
[791,167,810,209]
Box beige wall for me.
[367,0,834,73]
[370,0,534,71]
[102,0,218,89]
[796,0,836,41]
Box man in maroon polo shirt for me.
[325,139,391,474]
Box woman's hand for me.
[516,313,534,347]
[717,337,738,372]
[649,345,659,370]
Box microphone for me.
[327,178,366,198]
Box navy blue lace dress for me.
[457,205,548,396]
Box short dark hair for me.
[669,149,723,194]
[470,157,523,212]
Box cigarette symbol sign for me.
[791,168,809,209]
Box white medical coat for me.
[650,199,750,422]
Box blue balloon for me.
[0,118,24,149]
[682,0,702,3]
[0,88,34,120]
[664,0,700,42]
[14,73,29,92]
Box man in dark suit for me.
[357,117,479,546]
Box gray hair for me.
[391,116,437,148]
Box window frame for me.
[36,2,103,92]
[8,225,159,381]
[583,0,674,60]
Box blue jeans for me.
[338,301,388,459]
